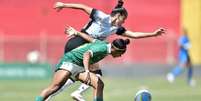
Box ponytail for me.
[111,0,128,18]
[115,0,124,9]
[124,39,130,45]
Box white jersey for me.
[81,9,126,40]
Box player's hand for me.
[84,70,91,85]
[153,28,166,36]
[54,2,64,12]
[64,25,79,37]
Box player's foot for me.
[188,79,196,87]
[71,91,85,101]
[166,73,175,83]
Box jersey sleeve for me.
[90,9,108,21]
[115,26,127,35]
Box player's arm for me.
[83,51,92,84]
[83,51,91,72]
[54,2,93,15]
[180,42,191,50]
[65,26,95,43]
[121,28,166,39]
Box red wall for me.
[0,0,180,63]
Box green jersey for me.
[57,40,110,67]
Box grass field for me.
[0,77,200,101]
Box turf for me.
[0,77,200,101]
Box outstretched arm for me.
[54,2,93,15]
[65,26,95,43]
[122,28,166,39]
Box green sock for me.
[93,97,103,101]
[35,96,44,101]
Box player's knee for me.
[96,78,104,90]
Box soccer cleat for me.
[71,91,86,101]
[166,73,175,83]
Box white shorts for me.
[59,62,85,80]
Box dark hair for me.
[111,0,128,18]
[115,0,124,8]
[112,39,130,51]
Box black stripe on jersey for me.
[80,20,93,34]
[80,29,89,35]
[81,9,97,34]
[90,8,97,20]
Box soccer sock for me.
[76,83,90,94]
[35,96,44,101]
[93,97,103,101]
[171,66,184,77]
[187,67,193,83]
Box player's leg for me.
[167,55,186,83]
[36,59,84,101]
[35,69,71,101]
[186,57,196,86]
[186,56,192,82]
[70,70,102,101]
[45,78,75,101]
[167,63,185,83]
[77,72,104,101]
[91,70,103,101]
[63,32,89,101]
[172,63,185,76]
[187,65,194,86]
[71,63,102,101]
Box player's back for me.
[63,40,108,66]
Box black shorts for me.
[64,36,89,53]
[91,69,102,76]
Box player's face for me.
[113,14,126,26]
[111,50,125,58]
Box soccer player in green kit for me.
[35,26,131,101]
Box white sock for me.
[45,79,74,101]
[76,83,90,94]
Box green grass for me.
[0,77,200,101]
